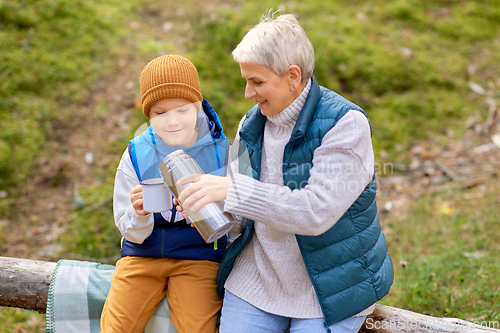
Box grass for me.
[0,308,44,333]
[1,0,499,331]
[1,0,104,191]
[381,182,500,322]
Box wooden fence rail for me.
[1,256,499,333]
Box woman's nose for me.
[245,84,256,99]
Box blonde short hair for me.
[232,11,314,82]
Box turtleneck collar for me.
[267,78,312,130]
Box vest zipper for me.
[160,228,166,258]
[169,205,177,224]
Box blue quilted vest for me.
[216,78,394,327]
[121,99,229,262]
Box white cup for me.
[140,177,172,213]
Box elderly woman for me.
[176,12,394,333]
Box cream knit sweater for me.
[224,79,376,318]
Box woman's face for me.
[240,62,297,117]
[149,98,200,147]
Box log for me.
[359,304,500,332]
[0,256,56,313]
[1,256,499,332]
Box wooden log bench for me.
[1,256,499,333]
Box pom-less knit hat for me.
[140,55,203,118]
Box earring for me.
[292,87,295,91]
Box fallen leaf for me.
[356,12,366,21]
[462,178,484,189]
[85,152,94,165]
[162,22,173,32]
[491,133,500,148]
[472,143,494,154]
[468,81,486,95]
[401,47,413,57]
[438,203,456,216]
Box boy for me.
[100,55,228,333]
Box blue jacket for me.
[121,99,228,262]
[216,78,394,327]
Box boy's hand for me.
[176,175,231,212]
[130,185,149,216]
[173,198,186,215]
[173,198,190,225]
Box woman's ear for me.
[288,65,302,90]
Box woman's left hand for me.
[176,174,232,212]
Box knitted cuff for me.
[224,173,271,223]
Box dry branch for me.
[1,256,499,332]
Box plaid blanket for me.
[46,259,176,333]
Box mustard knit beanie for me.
[140,55,203,118]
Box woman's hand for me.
[176,174,232,212]
[130,185,149,216]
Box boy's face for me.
[149,98,200,147]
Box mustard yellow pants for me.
[100,256,221,333]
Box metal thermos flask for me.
[158,149,236,243]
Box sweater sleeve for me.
[224,110,375,236]
[113,149,155,243]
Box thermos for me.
[158,149,237,243]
